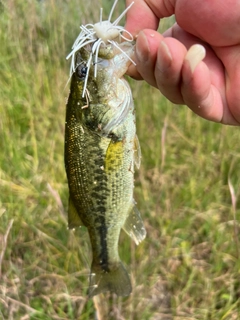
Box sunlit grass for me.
[1,0,240,319]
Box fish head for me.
[72,42,135,135]
[75,42,134,100]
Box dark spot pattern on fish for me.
[95,205,107,213]
[91,192,105,199]
[94,169,105,175]
[94,215,109,272]
[92,188,109,197]
[107,132,119,142]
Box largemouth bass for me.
[64,1,146,297]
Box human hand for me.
[125,0,240,125]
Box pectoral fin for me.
[134,135,141,169]
[123,201,146,245]
[68,196,84,229]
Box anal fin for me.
[123,200,146,245]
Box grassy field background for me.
[1,0,240,319]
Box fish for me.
[64,0,146,297]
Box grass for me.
[1,0,240,319]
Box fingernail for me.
[160,41,172,60]
[157,41,172,71]
[185,44,206,73]
[135,31,149,62]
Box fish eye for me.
[77,65,88,80]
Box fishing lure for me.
[66,0,135,97]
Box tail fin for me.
[88,261,132,297]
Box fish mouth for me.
[75,41,134,98]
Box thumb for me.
[125,0,173,36]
